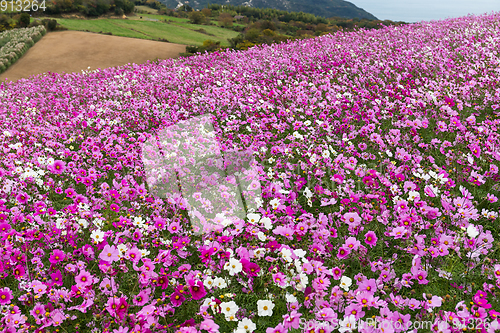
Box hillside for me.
[0,12,499,333]
[162,0,378,20]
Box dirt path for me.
[0,31,186,82]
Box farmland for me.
[34,15,240,46]
[0,11,499,333]
[0,30,186,82]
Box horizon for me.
[350,0,500,23]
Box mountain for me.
[163,0,378,20]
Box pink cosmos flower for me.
[75,270,93,287]
[343,212,361,227]
[100,277,118,295]
[49,249,66,265]
[312,275,331,291]
[154,217,167,230]
[414,270,429,284]
[133,290,150,306]
[32,281,47,295]
[99,244,119,263]
[82,177,93,186]
[337,246,351,259]
[424,185,437,197]
[356,291,374,308]
[266,324,287,333]
[30,303,45,324]
[0,287,12,305]
[105,296,121,317]
[109,189,120,200]
[273,225,294,240]
[359,278,377,293]
[50,160,66,174]
[13,264,26,279]
[364,231,378,247]
[126,247,142,264]
[332,267,343,280]
[489,310,500,320]
[283,310,302,329]
[168,221,181,233]
[333,174,344,184]
[109,203,120,212]
[200,318,219,333]
[344,237,361,251]
[50,309,66,326]
[345,303,365,320]
[389,226,407,239]
[470,144,481,158]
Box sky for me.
[350,0,500,23]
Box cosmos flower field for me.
[0,12,500,333]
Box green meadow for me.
[35,16,240,46]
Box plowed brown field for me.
[0,30,186,82]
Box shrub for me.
[188,11,205,25]
[19,13,30,28]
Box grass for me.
[134,5,159,14]
[39,15,240,46]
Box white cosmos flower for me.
[269,198,281,209]
[78,219,89,228]
[286,293,297,303]
[90,229,105,243]
[467,224,479,238]
[408,191,420,201]
[204,276,215,290]
[224,258,243,276]
[237,318,256,333]
[260,217,272,230]
[339,315,357,332]
[340,276,352,291]
[213,277,227,289]
[220,300,239,317]
[247,213,260,224]
[257,300,274,316]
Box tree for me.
[201,8,211,17]
[188,11,205,25]
[218,12,233,28]
[178,5,192,12]
[315,23,327,32]
[244,28,260,42]
[19,13,30,27]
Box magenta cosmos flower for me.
[241,258,261,277]
[170,291,185,307]
[187,278,207,300]
[50,160,66,174]
[16,192,30,205]
[364,231,378,248]
[49,249,66,265]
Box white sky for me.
[349,0,500,23]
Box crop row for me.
[0,25,46,74]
